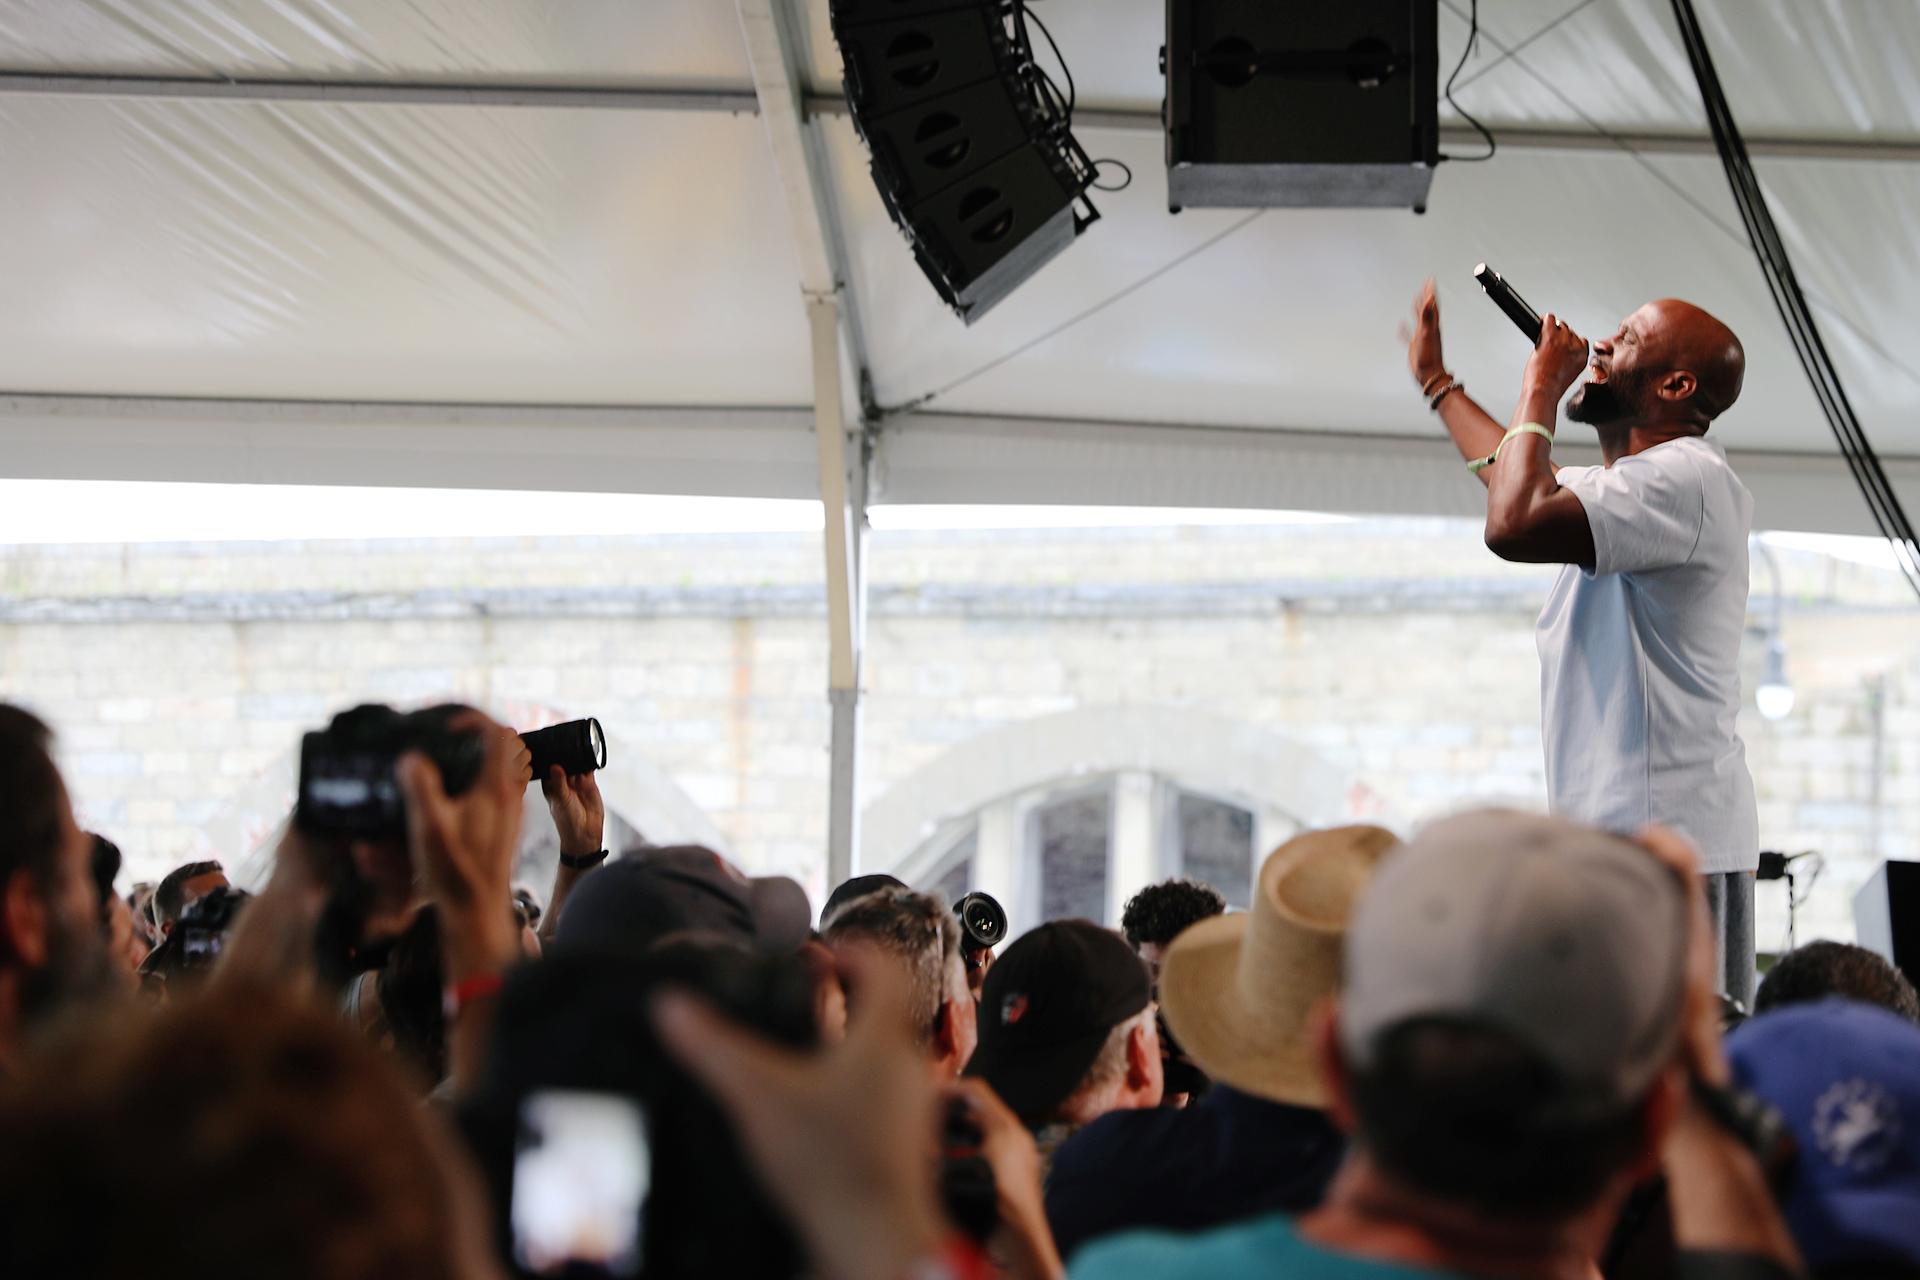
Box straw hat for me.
[1159,825,1400,1108]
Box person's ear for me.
[1631,1064,1685,1183]
[1659,370,1698,403]
[1126,1017,1156,1089]
[1,868,51,968]
[931,998,959,1061]
[1312,998,1360,1134]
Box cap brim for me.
[1159,913,1327,1109]
[965,1026,1113,1128]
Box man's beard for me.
[19,907,119,1031]
[1566,367,1650,427]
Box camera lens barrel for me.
[951,891,1008,952]
[521,718,608,777]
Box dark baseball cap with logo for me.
[554,845,813,959]
[965,919,1152,1127]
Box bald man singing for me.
[1408,281,1759,1007]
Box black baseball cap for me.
[553,845,813,958]
[965,919,1152,1127]
[820,873,908,928]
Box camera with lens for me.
[297,706,609,841]
[180,885,249,964]
[140,885,252,982]
[951,891,1007,958]
[296,704,485,841]
[461,939,818,1278]
[521,716,607,779]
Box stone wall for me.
[1,518,1914,949]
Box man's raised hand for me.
[1407,278,1446,389]
[396,710,525,981]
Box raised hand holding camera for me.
[396,711,526,983]
[542,766,605,860]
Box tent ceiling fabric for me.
[2,0,1919,527]
[0,97,811,403]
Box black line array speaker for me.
[831,0,1100,324]
[1164,0,1440,211]
[1855,860,1920,991]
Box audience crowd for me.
[2,696,1918,1280]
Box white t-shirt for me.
[1536,436,1758,875]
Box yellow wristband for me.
[1502,422,1555,449]
[1465,422,1554,475]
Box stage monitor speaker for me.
[831,0,1100,324]
[1164,0,1440,211]
[1854,859,1920,990]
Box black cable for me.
[1670,0,1920,599]
[885,210,1269,413]
[1784,870,1796,951]
[1441,0,1497,162]
[1431,0,1920,396]
[1090,158,1134,192]
[1017,2,1075,121]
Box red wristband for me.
[936,1237,992,1280]
[443,971,505,1021]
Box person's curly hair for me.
[0,983,475,1280]
[1755,940,1920,1023]
[1121,877,1228,949]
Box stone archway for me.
[858,704,1374,933]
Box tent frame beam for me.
[4,394,1913,540]
[3,72,1918,163]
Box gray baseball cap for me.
[1341,809,1690,1108]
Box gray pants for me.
[1704,871,1757,1011]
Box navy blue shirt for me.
[1044,1085,1345,1262]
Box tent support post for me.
[739,0,875,889]
[810,296,867,888]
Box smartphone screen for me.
[512,1090,650,1277]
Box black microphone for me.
[1473,263,1544,345]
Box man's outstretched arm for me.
[1407,281,1590,566]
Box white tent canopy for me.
[2,0,1918,531]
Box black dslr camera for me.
[296,706,609,841]
[296,704,486,841]
[140,885,251,981]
